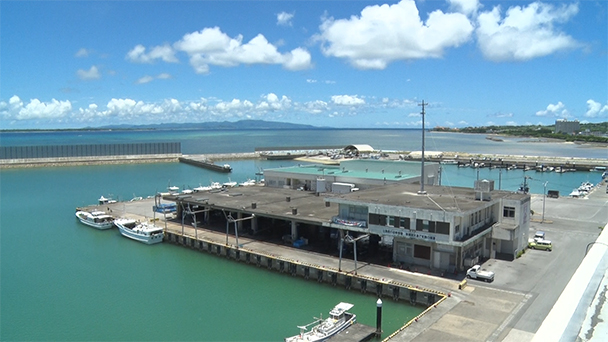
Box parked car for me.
[529,239,552,251]
[534,231,546,241]
[466,265,495,282]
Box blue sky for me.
[1,0,606,129]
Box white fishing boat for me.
[285,302,356,342]
[194,184,212,192]
[223,179,237,188]
[113,218,164,245]
[75,210,115,230]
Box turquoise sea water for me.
[1,164,421,341]
[1,129,606,340]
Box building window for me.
[414,245,431,260]
[503,206,515,218]
[400,217,410,230]
[369,213,386,226]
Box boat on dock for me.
[113,218,164,244]
[75,210,115,230]
[285,302,356,342]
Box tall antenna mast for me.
[418,100,428,195]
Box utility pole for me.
[542,181,548,223]
[418,100,428,195]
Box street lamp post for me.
[542,181,548,223]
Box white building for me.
[325,180,530,271]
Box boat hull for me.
[75,211,115,230]
[114,219,164,245]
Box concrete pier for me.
[81,175,608,342]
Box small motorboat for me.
[75,210,115,230]
[285,302,356,342]
[113,218,164,245]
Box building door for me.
[433,251,441,269]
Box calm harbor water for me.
[1,129,606,341]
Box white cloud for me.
[277,12,294,26]
[174,27,312,73]
[303,100,329,114]
[136,73,173,84]
[476,2,580,62]
[136,76,155,84]
[585,99,608,118]
[535,101,569,117]
[126,44,178,63]
[75,48,90,58]
[448,0,480,16]
[256,93,292,112]
[316,0,473,69]
[1,95,72,120]
[77,66,101,80]
[331,95,365,106]
[505,121,518,126]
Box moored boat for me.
[75,210,115,230]
[285,302,356,342]
[113,218,164,244]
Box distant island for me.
[433,122,608,144]
[0,120,321,132]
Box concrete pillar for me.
[252,216,258,233]
[237,212,243,231]
[204,206,209,223]
[291,220,298,241]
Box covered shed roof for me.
[344,144,375,153]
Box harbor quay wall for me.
[3,149,606,170]
[0,154,181,168]
[163,230,447,336]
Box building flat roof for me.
[328,182,529,213]
[265,159,437,182]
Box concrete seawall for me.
[2,150,606,170]
[0,154,181,168]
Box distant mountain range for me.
[96,120,320,130]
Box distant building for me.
[555,119,580,135]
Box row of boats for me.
[569,181,596,198]
[168,179,259,195]
[74,210,164,245]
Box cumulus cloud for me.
[476,2,580,62]
[77,66,101,80]
[535,101,569,117]
[126,44,178,63]
[256,93,292,112]
[1,95,72,120]
[585,99,608,118]
[331,95,365,106]
[315,0,473,69]
[173,27,312,73]
[277,12,294,26]
[448,0,480,16]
